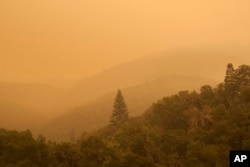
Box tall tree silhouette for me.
[110,89,129,126]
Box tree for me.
[200,85,214,101]
[79,136,112,167]
[110,90,129,126]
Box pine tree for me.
[110,89,129,126]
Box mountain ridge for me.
[42,73,218,141]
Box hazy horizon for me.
[1,0,250,87]
[1,2,250,165]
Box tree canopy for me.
[1,64,250,166]
[110,89,129,126]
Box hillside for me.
[40,47,250,141]
[1,47,249,137]
[42,74,217,141]
[0,82,64,112]
[0,48,233,109]
[61,47,248,108]
[1,64,250,167]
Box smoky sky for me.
[1,0,250,86]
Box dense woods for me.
[1,64,250,166]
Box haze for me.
[1,0,250,86]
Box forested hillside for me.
[1,48,226,134]
[42,74,216,141]
[1,64,250,167]
[61,48,234,107]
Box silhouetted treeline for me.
[1,64,250,167]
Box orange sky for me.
[1,0,250,87]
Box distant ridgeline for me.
[225,63,250,89]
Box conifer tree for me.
[110,89,129,126]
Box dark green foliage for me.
[1,82,250,167]
[200,85,214,105]
[110,89,129,126]
[79,136,115,167]
[240,87,250,102]
[0,129,52,167]
[1,64,250,166]
[53,142,79,167]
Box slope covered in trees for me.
[1,64,250,166]
[0,48,248,137]
[62,48,235,107]
[42,74,216,141]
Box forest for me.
[1,64,250,167]
[2,1,250,166]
